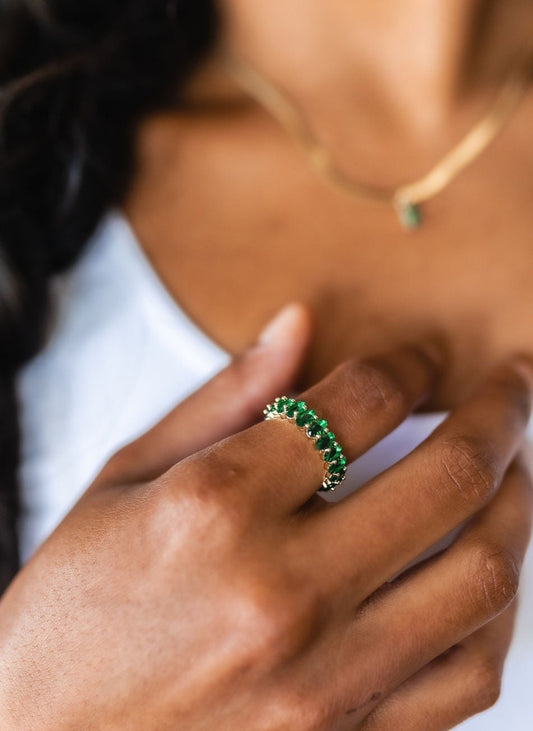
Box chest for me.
[125,106,533,409]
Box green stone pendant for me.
[397,201,422,230]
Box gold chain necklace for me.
[220,50,531,230]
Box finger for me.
[307,357,533,596]
[306,458,532,719]
[359,604,517,731]
[188,344,441,511]
[96,303,312,486]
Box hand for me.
[0,306,531,731]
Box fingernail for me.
[258,303,303,347]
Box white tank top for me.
[15,210,533,729]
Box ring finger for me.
[193,345,440,513]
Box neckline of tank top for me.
[92,208,232,369]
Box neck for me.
[217,0,532,126]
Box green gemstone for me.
[307,418,326,437]
[275,399,287,413]
[330,461,347,474]
[317,432,335,450]
[296,409,315,427]
[324,444,342,461]
[285,399,298,416]
[398,202,422,230]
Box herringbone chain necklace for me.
[220,49,531,229]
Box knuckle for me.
[268,697,313,731]
[270,684,330,731]
[468,657,502,711]
[236,576,322,667]
[436,434,499,505]
[169,452,251,533]
[283,700,327,731]
[468,541,520,615]
[190,447,246,495]
[341,359,410,419]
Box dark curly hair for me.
[0,0,219,592]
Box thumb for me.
[97,303,313,486]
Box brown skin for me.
[0,321,532,730]
[125,0,533,407]
[114,3,533,725]
[2,2,532,728]
[126,91,533,407]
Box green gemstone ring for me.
[263,396,348,492]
